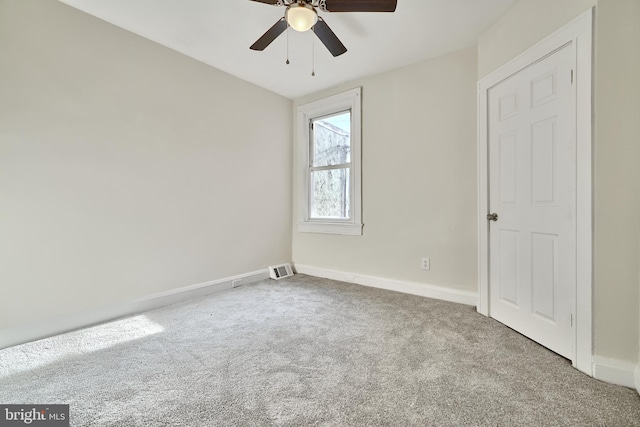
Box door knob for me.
[487,213,498,221]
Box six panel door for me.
[488,45,576,359]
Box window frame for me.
[297,87,362,235]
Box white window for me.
[297,88,362,235]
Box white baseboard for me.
[0,268,270,350]
[592,356,638,388]
[294,264,478,306]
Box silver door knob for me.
[487,213,498,221]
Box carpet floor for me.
[1,274,639,426]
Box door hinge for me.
[570,313,573,327]
[571,69,574,84]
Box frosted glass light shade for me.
[286,4,318,32]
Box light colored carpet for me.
[1,274,639,426]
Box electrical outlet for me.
[421,258,430,270]
[232,279,241,288]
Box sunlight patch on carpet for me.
[0,315,164,377]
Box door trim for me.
[477,8,593,375]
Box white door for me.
[488,45,576,359]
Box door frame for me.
[477,8,593,375]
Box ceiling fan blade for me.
[323,0,397,12]
[250,18,288,51]
[248,0,281,4]
[313,18,347,57]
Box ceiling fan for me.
[249,0,398,57]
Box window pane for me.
[310,168,350,219]
[312,111,350,167]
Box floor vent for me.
[269,263,294,280]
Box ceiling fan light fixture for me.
[285,3,318,32]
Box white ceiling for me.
[59,0,516,99]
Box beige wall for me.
[478,0,640,363]
[593,0,640,362]
[0,0,292,347]
[293,47,478,292]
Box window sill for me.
[297,221,363,236]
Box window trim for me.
[297,87,362,235]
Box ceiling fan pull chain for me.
[286,24,290,64]
[311,27,316,76]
